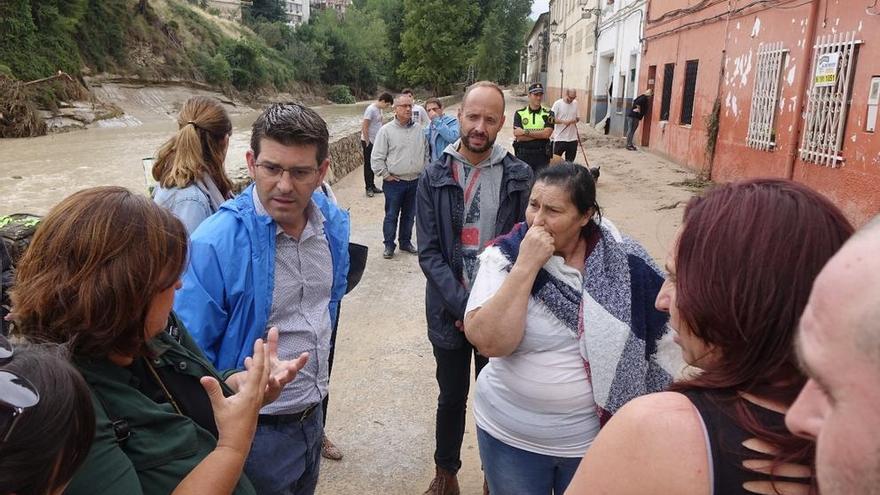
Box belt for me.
[257,403,318,426]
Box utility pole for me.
[550,20,567,99]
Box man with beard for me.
[416,80,532,495]
[786,216,880,495]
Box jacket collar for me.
[426,144,531,189]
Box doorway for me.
[642,65,657,147]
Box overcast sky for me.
[530,0,549,19]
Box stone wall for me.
[230,129,366,192]
[325,130,363,185]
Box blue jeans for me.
[477,427,582,495]
[244,403,324,495]
[382,178,418,249]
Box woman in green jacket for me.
[10,186,307,495]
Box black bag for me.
[346,242,368,294]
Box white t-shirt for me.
[363,103,384,143]
[551,98,579,142]
[466,246,601,458]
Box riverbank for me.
[0,85,462,215]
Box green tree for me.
[220,39,268,90]
[252,20,295,51]
[398,0,477,94]
[473,0,531,84]
[308,7,389,96]
[360,0,404,88]
[75,0,130,73]
[0,0,43,79]
[245,0,286,24]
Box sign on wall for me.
[814,52,840,87]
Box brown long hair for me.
[670,179,853,472]
[152,96,233,198]
[11,186,188,358]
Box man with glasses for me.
[371,93,429,259]
[174,103,351,495]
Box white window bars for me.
[747,42,787,151]
[799,31,862,167]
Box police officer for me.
[513,83,555,175]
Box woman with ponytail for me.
[153,96,234,233]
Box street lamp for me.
[550,20,567,100]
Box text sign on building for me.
[814,52,840,87]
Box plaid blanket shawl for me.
[491,219,683,425]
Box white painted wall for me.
[546,0,599,101]
[591,0,647,124]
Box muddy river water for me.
[0,98,369,216]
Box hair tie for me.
[186,121,199,130]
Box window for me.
[747,42,787,150]
[680,60,699,125]
[799,31,862,167]
[660,63,675,121]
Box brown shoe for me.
[321,435,343,461]
[423,466,460,495]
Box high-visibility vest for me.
[516,106,552,131]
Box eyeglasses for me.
[256,163,319,182]
[0,335,40,444]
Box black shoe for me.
[626,145,637,151]
[400,243,418,254]
[366,188,375,198]
[370,186,384,195]
[383,247,394,259]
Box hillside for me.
[0,0,328,137]
[0,0,533,137]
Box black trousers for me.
[362,141,375,190]
[515,145,551,177]
[553,140,578,162]
[432,341,489,474]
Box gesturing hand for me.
[225,327,309,406]
[201,336,270,458]
[516,225,555,273]
[261,327,309,405]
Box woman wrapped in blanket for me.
[464,162,683,495]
